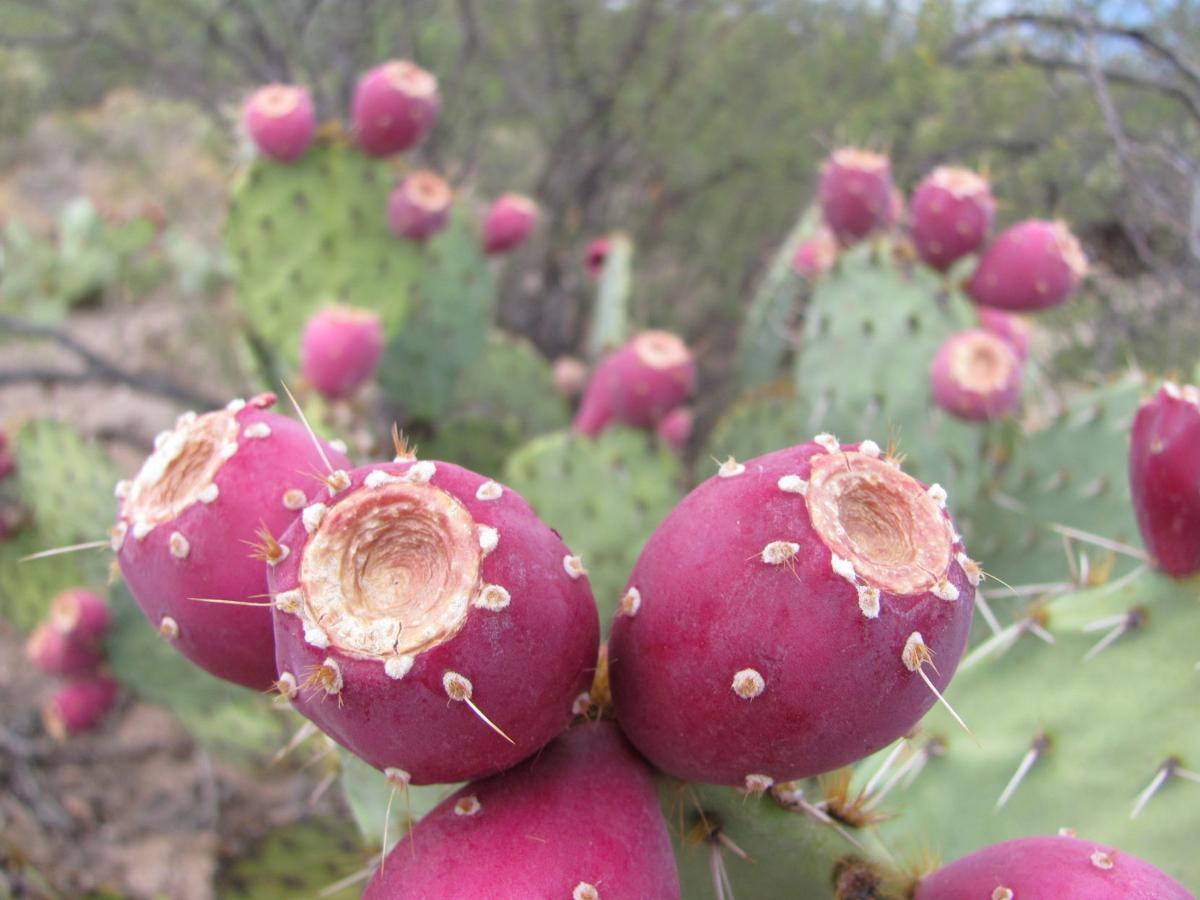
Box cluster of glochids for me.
[792,148,1087,424]
[24,588,118,739]
[80,368,1195,897]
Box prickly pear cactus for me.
[503,428,682,624]
[585,232,633,361]
[792,245,986,502]
[339,749,456,853]
[704,383,805,465]
[225,135,422,367]
[217,817,367,899]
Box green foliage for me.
[585,232,633,361]
[503,428,682,625]
[217,817,367,900]
[225,137,422,370]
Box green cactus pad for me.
[585,232,633,361]
[216,816,367,900]
[503,428,682,626]
[338,749,456,853]
[704,383,806,465]
[0,529,101,630]
[226,137,421,368]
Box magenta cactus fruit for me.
[790,228,839,280]
[976,307,1032,361]
[0,428,14,480]
[573,331,696,436]
[242,84,316,164]
[930,329,1023,422]
[1129,382,1200,577]
[387,170,452,242]
[584,236,611,279]
[26,623,102,677]
[300,306,385,400]
[552,355,589,399]
[351,60,440,157]
[42,676,119,740]
[365,722,679,899]
[268,458,600,785]
[608,436,976,785]
[914,835,1192,900]
[482,193,539,255]
[656,407,693,452]
[114,394,352,691]
[966,219,1087,311]
[909,166,995,272]
[48,588,111,645]
[818,148,895,244]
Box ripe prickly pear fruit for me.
[300,306,385,400]
[364,722,680,899]
[42,676,119,740]
[585,236,610,279]
[26,623,102,677]
[49,588,111,645]
[552,356,589,399]
[482,193,538,255]
[269,458,599,784]
[930,329,1023,422]
[966,219,1087,311]
[976,307,1031,361]
[609,436,976,786]
[790,228,838,280]
[909,166,995,272]
[351,60,440,157]
[387,170,452,242]
[573,331,696,436]
[242,84,316,163]
[818,148,894,245]
[114,394,351,691]
[913,834,1192,900]
[656,407,693,452]
[1129,382,1200,577]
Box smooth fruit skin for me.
[42,677,119,739]
[49,588,111,645]
[573,332,696,436]
[351,60,440,157]
[930,329,1023,422]
[116,397,351,691]
[364,722,680,900]
[656,407,693,452]
[300,306,385,399]
[482,193,538,255]
[818,148,894,245]
[790,229,838,280]
[270,460,599,785]
[243,84,316,163]
[26,623,102,677]
[1129,383,1200,577]
[909,166,995,272]
[609,439,974,785]
[914,835,1193,900]
[976,307,1031,361]
[585,236,610,278]
[966,219,1087,311]
[387,170,452,242]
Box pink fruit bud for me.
[584,236,610,279]
[242,84,316,164]
[573,331,696,436]
[818,148,894,245]
[482,193,538,255]
[914,835,1191,900]
[656,407,693,452]
[365,723,680,899]
[26,623,103,677]
[909,167,995,272]
[351,60,440,157]
[609,437,976,785]
[976,307,1031,361]
[0,450,13,481]
[966,219,1087,311]
[1129,382,1200,577]
[42,677,119,740]
[115,395,352,691]
[269,459,599,785]
[387,170,452,242]
[300,306,385,400]
[552,356,589,399]
[930,329,1023,422]
[790,229,839,280]
[49,588,111,645]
